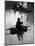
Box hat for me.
[5,1,31,13]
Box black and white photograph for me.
[5,1,34,45]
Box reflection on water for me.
[5,23,34,45]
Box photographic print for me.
[5,1,34,45]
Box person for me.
[16,18,23,40]
[16,18,23,30]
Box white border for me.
[0,0,35,46]
[0,0,5,46]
